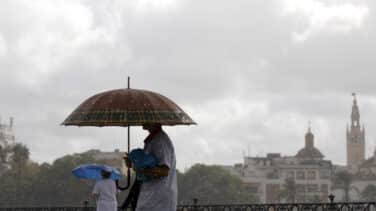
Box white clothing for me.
[136,130,177,211]
[92,179,118,211]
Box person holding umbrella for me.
[124,123,177,211]
[91,167,119,211]
[62,83,196,210]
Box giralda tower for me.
[346,93,365,168]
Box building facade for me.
[225,128,332,203]
[223,93,376,202]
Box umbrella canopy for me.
[62,88,196,126]
[72,164,122,180]
[63,86,196,189]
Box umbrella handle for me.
[116,168,131,190]
[125,168,131,189]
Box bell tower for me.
[346,93,365,168]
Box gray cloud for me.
[0,0,375,170]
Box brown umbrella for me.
[62,88,196,126]
[62,81,196,188]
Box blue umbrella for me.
[72,164,122,180]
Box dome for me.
[296,126,324,160]
[296,147,324,159]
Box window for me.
[296,184,305,193]
[267,170,279,179]
[321,184,328,193]
[246,170,255,177]
[307,171,316,180]
[287,171,295,179]
[244,183,259,192]
[296,171,305,180]
[319,169,330,179]
[307,184,318,192]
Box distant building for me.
[221,93,376,202]
[346,93,365,171]
[224,127,332,203]
[0,117,16,174]
[86,149,127,174]
[0,117,16,148]
[329,94,376,201]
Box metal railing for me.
[177,202,376,211]
[1,196,376,211]
[1,203,376,211]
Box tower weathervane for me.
[308,120,311,132]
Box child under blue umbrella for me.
[92,167,119,211]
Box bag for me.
[128,148,158,182]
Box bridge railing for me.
[1,202,376,211]
[177,202,376,211]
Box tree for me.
[280,178,297,203]
[10,143,30,169]
[0,145,10,173]
[0,143,32,206]
[333,171,353,202]
[178,164,258,204]
[361,184,376,201]
[0,145,8,163]
[31,153,97,206]
[0,148,99,207]
[11,143,30,205]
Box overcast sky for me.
[1,0,376,171]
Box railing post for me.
[82,200,89,211]
[328,194,335,203]
[328,194,336,211]
[192,198,198,211]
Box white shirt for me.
[136,130,177,211]
[92,179,118,211]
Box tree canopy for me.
[0,146,258,206]
[0,149,97,207]
[361,184,376,201]
[178,164,258,204]
[333,171,353,202]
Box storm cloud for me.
[0,0,375,170]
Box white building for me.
[86,149,127,174]
[223,94,376,203]
[0,117,15,148]
[0,117,16,174]
[224,127,332,203]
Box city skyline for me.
[1,92,375,170]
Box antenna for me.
[9,117,13,128]
[308,120,312,132]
